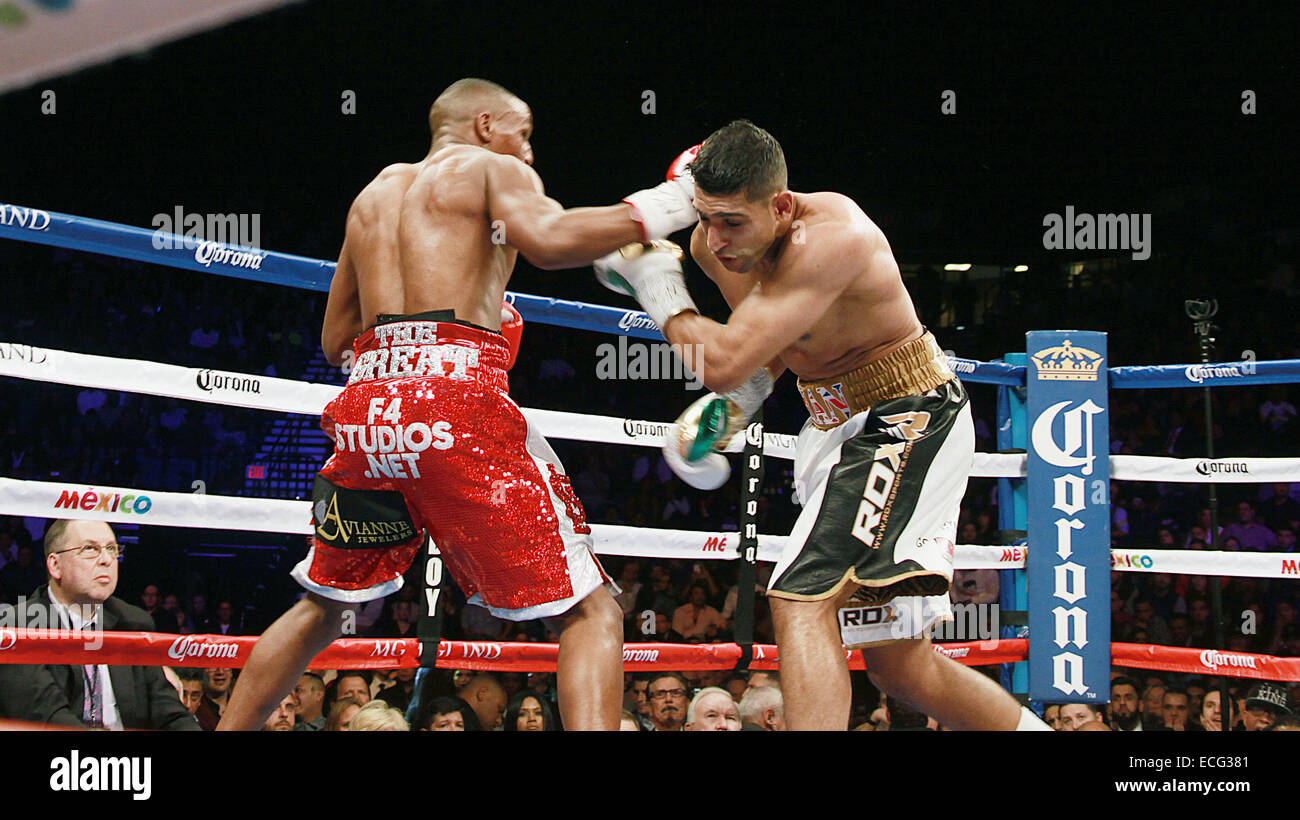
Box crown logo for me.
[1030,339,1104,381]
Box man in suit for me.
[0,519,200,730]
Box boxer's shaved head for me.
[690,120,788,201]
[428,78,533,165]
[429,78,525,137]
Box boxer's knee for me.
[549,586,621,637]
[577,586,623,631]
[301,592,357,637]
[770,593,840,636]
[862,637,934,693]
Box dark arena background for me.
[1,0,1298,794]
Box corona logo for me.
[1198,650,1258,671]
[1031,340,1105,382]
[167,636,239,661]
[617,311,659,332]
[1030,399,1105,476]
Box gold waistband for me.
[797,331,954,430]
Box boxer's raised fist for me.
[666,144,701,182]
[622,144,702,241]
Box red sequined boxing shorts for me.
[291,312,611,620]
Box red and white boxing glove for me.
[622,144,701,241]
[500,300,523,370]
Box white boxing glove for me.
[662,367,774,490]
[594,240,698,332]
[622,144,701,241]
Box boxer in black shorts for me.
[596,120,1048,731]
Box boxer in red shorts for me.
[302,306,603,616]
[218,77,700,731]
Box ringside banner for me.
[1026,331,1111,703]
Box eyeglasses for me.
[649,688,687,700]
[53,543,124,560]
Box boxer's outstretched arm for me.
[322,234,363,366]
[666,223,872,392]
[485,155,645,270]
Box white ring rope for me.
[2,343,1300,577]
[5,342,1298,481]
[1,477,1297,579]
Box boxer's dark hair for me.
[689,120,788,201]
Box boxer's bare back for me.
[322,147,521,363]
[323,90,641,366]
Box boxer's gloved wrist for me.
[722,367,774,421]
[622,144,701,241]
[594,240,699,332]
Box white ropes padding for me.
[2,477,1297,578]
[6,342,1300,481]
[0,342,797,457]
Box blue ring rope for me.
[5,203,1300,388]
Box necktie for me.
[83,664,103,728]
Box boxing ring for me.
[2,204,1299,699]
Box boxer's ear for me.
[772,190,794,220]
[474,112,493,144]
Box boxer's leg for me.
[548,586,624,731]
[222,473,420,731]
[769,584,858,730]
[861,636,1025,730]
[217,592,355,731]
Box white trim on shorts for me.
[838,594,954,649]
[290,545,405,603]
